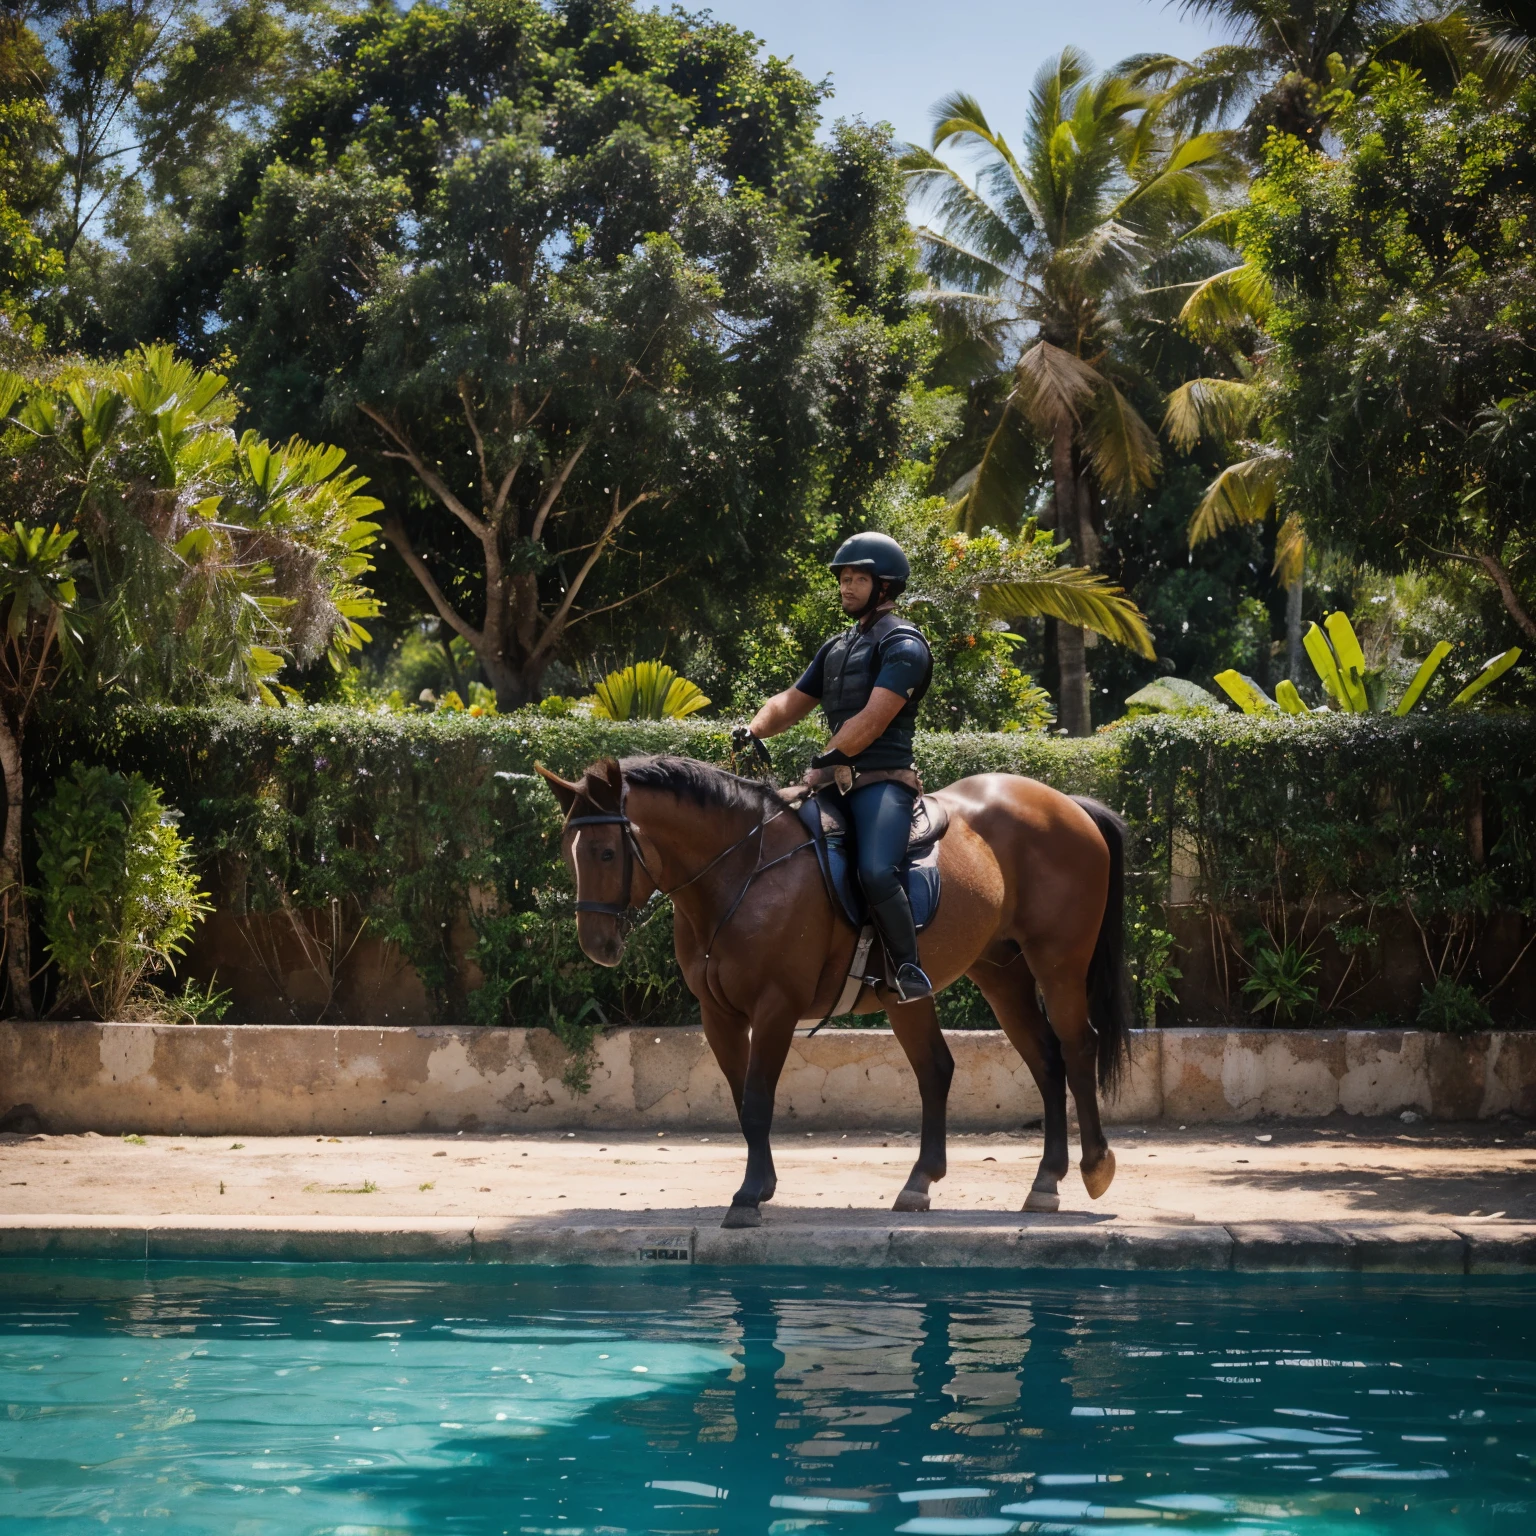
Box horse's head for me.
[535,758,655,967]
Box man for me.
[734,531,935,1002]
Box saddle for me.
[789,786,950,1030]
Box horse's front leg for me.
[885,993,953,1212]
[722,1003,796,1229]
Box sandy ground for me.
[2,1119,1534,1228]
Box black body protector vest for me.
[820,611,933,772]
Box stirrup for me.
[894,962,934,1003]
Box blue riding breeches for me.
[846,779,917,906]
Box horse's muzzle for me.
[575,912,627,967]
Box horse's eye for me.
[600,848,615,862]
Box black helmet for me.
[829,531,910,583]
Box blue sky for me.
[692,1,1228,148]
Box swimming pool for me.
[0,1264,1530,1534]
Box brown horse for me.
[535,755,1132,1228]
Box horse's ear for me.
[534,762,583,816]
[587,757,623,810]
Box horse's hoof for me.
[892,1188,930,1213]
[1081,1149,1117,1200]
[1022,1189,1060,1213]
[721,1204,761,1229]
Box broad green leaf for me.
[588,662,711,720]
[1303,623,1352,710]
[1394,641,1452,714]
[1323,612,1370,712]
[1213,669,1277,713]
[1274,679,1308,714]
[1450,647,1522,709]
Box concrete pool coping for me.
[4,1214,1534,1273]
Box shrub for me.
[32,706,1536,1030]
[34,762,208,1019]
[1416,977,1493,1035]
[587,663,710,721]
[1240,930,1321,1024]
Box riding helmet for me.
[828,531,910,583]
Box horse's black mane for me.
[620,755,779,816]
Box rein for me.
[566,773,813,957]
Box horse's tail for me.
[1071,796,1134,1094]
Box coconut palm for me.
[1171,0,1496,151]
[1160,208,1311,682]
[902,48,1240,733]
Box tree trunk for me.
[1285,574,1303,684]
[481,650,543,713]
[0,711,33,1019]
[1053,422,1092,737]
[1475,551,1536,643]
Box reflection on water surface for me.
[0,1263,1530,1534]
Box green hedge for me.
[33,706,1536,1028]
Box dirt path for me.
[3,1119,1533,1228]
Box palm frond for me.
[1011,339,1103,433]
[980,568,1155,658]
[910,226,1014,294]
[1162,376,1262,451]
[952,394,1046,535]
[1177,260,1272,339]
[1187,450,1284,547]
[1086,381,1162,503]
[1272,512,1305,587]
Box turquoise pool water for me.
[0,1264,1530,1535]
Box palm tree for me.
[1171,1,1488,152]
[902,48,1239,733]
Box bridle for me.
[565,772,812,958]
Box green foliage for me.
[1240,928,1320,1022]
[34,760,208,1018]
[1246,66,1536,643]
[1128,915,1183,1023]
[0,16,62,336]
[150,0,924,706]
[1,344,382,703]
[160,972,233,1024]
[894,512,1061,732]
[587,663,709,722]
[33,705,1536,1030]
[25,0,329,341]
[1217,609,1524,715]
[1416,975,1494,1034]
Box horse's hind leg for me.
[886,993,954,1212]
[968,955,1070,1211]
[1034,963,1115,1200]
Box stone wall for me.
[2,1023,1531,1136]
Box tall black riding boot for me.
[867,888,933,1003]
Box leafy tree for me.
[0,515,77,1013]
[19,0,328,339]
[1239,65,1536,642]
[0,12,62,336]
[901,48,1239,732]
[148,0,925,708]
[0,343,380,1013]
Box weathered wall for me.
[2,1024,1532,1135]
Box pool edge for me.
[2,1216,1533,1273]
